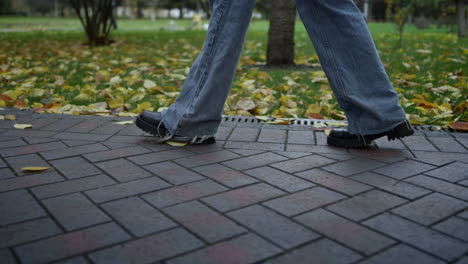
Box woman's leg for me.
[295,0,408,136]
[160,0,256,138]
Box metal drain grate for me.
[222,115,456,133]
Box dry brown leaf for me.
[5,114,16,120]
[450,122,468,132]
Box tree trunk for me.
[179,6,184,19]
[136,1,144,19]
[267,0,296,66]
[456,0,466,38]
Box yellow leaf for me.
[0,115,3,120]
[21,167,49,172]
[114,120,134,125]
[324,129,332,136]
[143,79,157,89]
[306,104,322,114]
[0,100,6,107]
[326,122,348,127]
[14,124,33,129]
[166,141,188,147]
[132,102,153,113]
[255,116,270,122]
[5,114,16,120]
[3,90,23,101]
[108,98,125,109]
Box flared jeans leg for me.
[296,0,408,135]
[161,0,255,137]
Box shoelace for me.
[156,120,210,144]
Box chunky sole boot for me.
[327,120,414,148]
[136,111,216,145]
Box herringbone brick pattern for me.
[1,111,468,263]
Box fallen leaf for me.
[144,79,157,89]
[324,129,332,136]
[450,122,468,132]
[236,100,256,111]
[14,124,32,129]
[21,167,49,172]
[5,114,16,120]
[326,122,348,127]
[166,141,188,147]
[255,116,270,122]
[114,120,134,125]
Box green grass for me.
[0,17,466,125]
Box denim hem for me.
[349,119,408,136]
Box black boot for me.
[136,111,216,145]
[327,120,414,148]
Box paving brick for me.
[229,127,259,141]
[0,217,62,248]
[102,197,177,237]
[433,217,468,242]
[62,140,97,147]
[116,124,147,136]
[273,151,311,159]
[0,249,16,264]
[50,157,102,179]
[202,183,285,212]
[456,257,468,264]
[1,129,58,138]
[105,135,148,144]
[181,141,224,154]
[222,152,288,171]
[54,256,88,264]
[14,222,130,264]
[287,130,315,145]
[165,201,245,243]
[359,244,445,264]
[142,179,226,208]
[31,174,115,199]
[0,141,68,158]
[392,193,467,225]
[174,150,240,168]
[263,187,346,216]
[424,162,468,182]
[315,132,328,145]
[224,149,265,156]
[402,136,438,151]
[351,172,430,199]
[86,176,170,203]
[0,157,6,168]
[89,228,203,264]
[144,161,205,185]
[296,168,372,196]
[349,148,413,163]
[53,132,110,142]
[102,142,134,150]
[319,153,356,161]
[66,119,109,133]
[24,118,58,130]
[193,164,258,188]
[245,166,315,192]
[457,138,468,149]
[41,143,109,160]
[0,189,46,225]
[224,141,284,151]
[296,209,395,255]
[41,119,83,131]
[375,137,407,150]
[428,137,467,153]
[373,160,436,180]
[258,128,287,143]
[270,154,336,174]
[322,158,386,177]
[90,121,127,135]
[364,213,468,261]
[0,139,27,149]
[412,151,468,166]
[405,175,468,201]
[228,205,319,249]
[167,233,282,264]
[0,171,64,192]
[0,168,15,179]
[23,137,57,144]
[82,146,150,162]
[264,238,361,264]
[96,158,152,182]
[127,148,194,165]
[287,144,349,154]
[42,193,110,231]
[5,153,51,176]
[327,190,407,221]
[214,126,233,141]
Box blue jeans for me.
[161,0,408,137]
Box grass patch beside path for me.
[0,18,466,126]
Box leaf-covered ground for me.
[0,19,467,126]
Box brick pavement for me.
[1,109,468,263]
